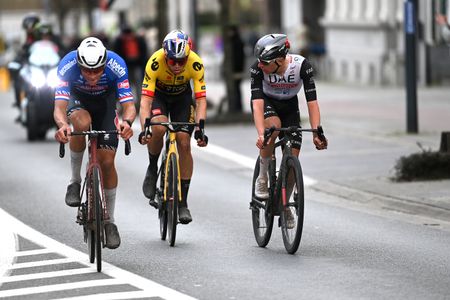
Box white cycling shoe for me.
[255,177,269,199]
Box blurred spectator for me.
[34,22,65,57]
[113,25,148,102]
[10,13,41,112]
[228,25,245,112]
[436,13,450,43]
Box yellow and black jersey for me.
[141,48,206,99]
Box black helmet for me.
[36,23,53,36]
[254,33,290,61]
[22,13,40,31]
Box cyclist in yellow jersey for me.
[139,30,208,224]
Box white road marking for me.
[8,258,77,269]
[193,142,318,186]
[14,249,54,256]
[0,268,95,283]
[0,279,122,297]
[52,291,162,300]
[0,208,196,299]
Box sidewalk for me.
[206,80,450,223]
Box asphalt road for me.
[1,90,450,299]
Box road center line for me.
[193,142,318,186]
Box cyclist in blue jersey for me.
[53,37,136,249]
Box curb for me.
[310,181,450,224]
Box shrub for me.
[393,149,450,182]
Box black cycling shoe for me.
[104,223,121,249]
[65,182,81,207]
[142,165,157,200]
[149,198,158,209]
[178,207,192,224]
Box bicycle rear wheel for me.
[93,166,103,272]
[280,156,304,254]
[251,157,274,247]
[166,153,178,247]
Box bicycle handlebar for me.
[59,130,131,158]
[143,118,205,139]
[263,125,326,147]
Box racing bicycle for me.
[143,118,205,247]
[250,125,325,254]
[59,130,131,272]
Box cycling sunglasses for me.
[80,66,105,74]
[167,57,188,66]
[258,58,275,66]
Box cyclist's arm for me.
[119,101,136,140]
[300,59,320,129]
[300,59,326,149]
[53,100,71,143]
[250,63,266,145]
[252,99,265,138]
[140,94,154,130]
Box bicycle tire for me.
[87,227,95,263]
[159,156,168,240]
[280,156,304,254]
[93,166,103,272]
[86,177,95,264]
[251,157,274,247]
[167,153,178,247]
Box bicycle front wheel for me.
[85,178,95,264]
[251,157,274,247]
[93,166,103,272]
[159,156,168,240]
[280,156,304,254]
[166,153,178,247]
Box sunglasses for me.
[80,66,105,74]
[167,57,188,66]
[258,58,274,66]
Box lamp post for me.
[404,0,419,133]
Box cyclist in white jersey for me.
[250,33,327,199]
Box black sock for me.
[149,153,160,172]
[180,179,191,208]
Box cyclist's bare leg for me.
[255,116,280,199]
[176,131,193,223]
[98,149,118,224]
[147,115,168,155]
[143,115,167,202]
[176,132,193,179]
[260,116,281,158]
[97,149,117,189]
[67,109,90,188]
[68,109,91,152]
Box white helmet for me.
[76,37,107,69]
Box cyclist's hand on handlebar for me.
[256,135,265,149]
[55,124,71,143]
[313,134,328,150]
[194,129,208,147]
[119,120,133,140]
[138,130,151,145]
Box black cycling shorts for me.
[151,90,196,134]
[67,91,119,151]
[253,95,303,149]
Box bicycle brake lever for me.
[125,140,131,156]
[59,142,65,158]
[263,126,275,146]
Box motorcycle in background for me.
[8,40,60,141]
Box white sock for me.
[259,156,270,180]
[69,150,84,184]
[105,188,116,224]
